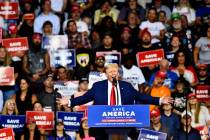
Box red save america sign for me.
[195,85,210,102]
[2,37,29,57]
[0,2,18,19]
[136,49,164,67]
[26,111,54,130]
[0,128,15,140]
[0,67,14,86]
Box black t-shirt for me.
[37,90,61,111]
[74,48,93,80]
[174,128,201,140]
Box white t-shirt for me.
[34,12,60,34]
[63,19,89,34]
[122,65,145,90]
[51,0,64,12]
[195,37,210,64]
[139,20,165,44]
[191,106,210,128]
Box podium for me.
[88,105,150,140]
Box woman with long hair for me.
[33,101,44,111]
[187,93,210,128]
[76,117,95,140]
[0,46,19,101]
[186,93,210,140]
[2,98,19,115]
[0,46,12,66]
[16,77,37,115]
[170,48,198,86]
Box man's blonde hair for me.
[105,63,119,71]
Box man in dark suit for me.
[57,63,173,140]
[57,63,172,106]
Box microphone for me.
[112,77,117,86]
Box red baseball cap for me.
[32,32,42,40]
[155,71,167,79]
[150,108,160,118]
[140,28,152,38]
[71,5,80,13]
[44,0,51,4]
[8,23,17,34]
[187,93,196,99]
[122,27,131,33]
[197,64,207,70]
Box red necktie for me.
[110,83,116,105]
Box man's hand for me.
[56,97,69,106]
[160,96,174,105]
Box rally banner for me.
[0,67,15,86]
[165,52,175,65]
[138,128,167,140]
[88,105,150,127]
[23,13,34,20]
[96,51,121,66]
[26,111,54,130]
[54,81,79,99]
[57,112,83,130]
[0,2,19,19]
[2,37,29,57]
[42,35,68,51]
[195,126,210,140]
[136,49,164,67]
[88,71,107,89]
[52,49,76,68]
[0,128,15,140]
[0,115,25,132]
[195,85,210,102]
[42,35,68,67]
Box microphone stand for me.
[113,78,119,105]
[54,88,58,139]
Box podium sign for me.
[88,105,150,128]
[138,128,167,140]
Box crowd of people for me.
[0,0,210,139]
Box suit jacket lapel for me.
[119,81,124,105]
[104,80,108,105]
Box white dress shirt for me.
[107,80,122,105]
[34,12,60,34]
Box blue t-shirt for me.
[148,70,178,89]
[161,113,180,138]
